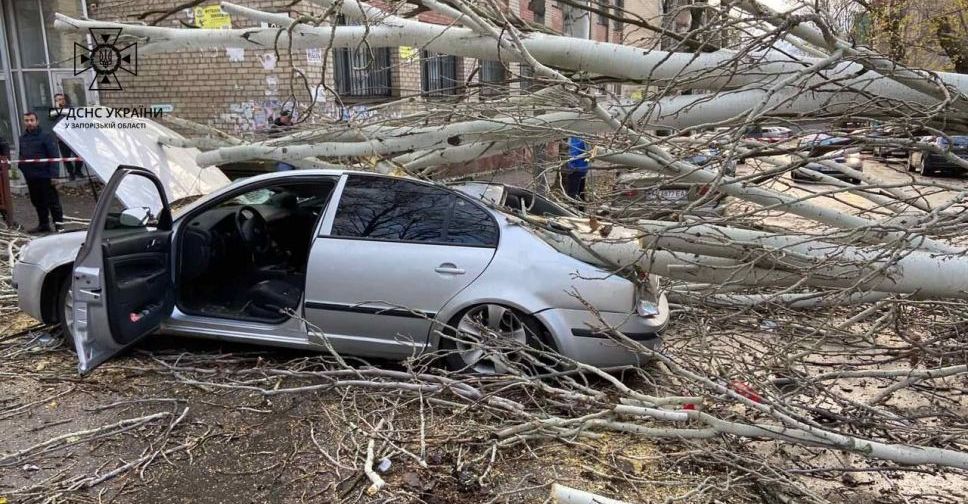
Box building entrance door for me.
[51,70,95,108]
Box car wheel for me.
[55,274,76,346]
[919,157,932,177]
[440,304,553,374]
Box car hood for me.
[54,115,230,208]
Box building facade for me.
[1,0,95,152]
[21,1,628,134]
[1,1,658,156]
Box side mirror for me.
[119,207,151,227]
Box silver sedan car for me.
[13,167,668,374]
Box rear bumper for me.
[534,296,669,368]
[925,154,968,171]
[13,261,46,322]
[877,148,907,158]
[793,168,861,182]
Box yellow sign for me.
[194,5,232,29]
[399,46,418,62]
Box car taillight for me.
[636,298,660,318]
[697,184,710,196]
[624,190,638,197]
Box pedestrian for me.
[50,93,83,181]
[271,110,296,171]
[19,112,64,233]
[564,136,592,203]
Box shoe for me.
[28,226,52,234]
[54,223,64,233]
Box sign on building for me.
[194,5,233,29]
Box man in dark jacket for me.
[50,93,83,180]
[19,112,64,233]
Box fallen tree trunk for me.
[534,217,968,299]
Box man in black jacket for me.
[19,112,64,233]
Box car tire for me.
[439,304,555,374]
[54,274,76,347]
[919,157,932,177]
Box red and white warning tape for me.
[0,157,84,164]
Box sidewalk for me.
[6,181,98,232]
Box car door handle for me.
[435,263,465,275]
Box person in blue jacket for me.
[19,112,64,233]
[565,136,591,203]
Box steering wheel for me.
[235,205,270,256]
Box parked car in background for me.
[792,133,863,183]
[610,145,737,219]
[907,135,968,176]
[745,126,794,143]
[14,167,668,375]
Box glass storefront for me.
[1,0,94,151]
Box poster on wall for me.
[194,5,233,29]
[399,46,418,63]
[226,47,244,62]
[306,48,323,65]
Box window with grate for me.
[478,60,508,97]
[597,0,610,26]
[529,0,546,25]
[520,64,535,93]
[421,51,460,97]
[333,17,393,98]
[614,0,625,31]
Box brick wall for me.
[90,0,623,173]
[92,0,333,136]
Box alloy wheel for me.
[62,281,75,342]
[454,304,529,374]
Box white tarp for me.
[54,115,230,208]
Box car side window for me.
[446,196,498,246]
[332,176,453,243]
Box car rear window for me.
[332,176,498,246]
[447,197,499,246]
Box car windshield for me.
[230,188,273,205]
[819,136,849,146]
[951,136,968,147]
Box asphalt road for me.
[733,153,968,231]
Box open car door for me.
[72,166,174,374]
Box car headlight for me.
[15,241,33,264]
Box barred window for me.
[479,60,508,97]
[614,0,625,31]
[421,51,460,97]
[529,0,546,24]
[333,17,392,98]
[597,0,610,26]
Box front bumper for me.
[12,261,46,322]
[534,297,669,368]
